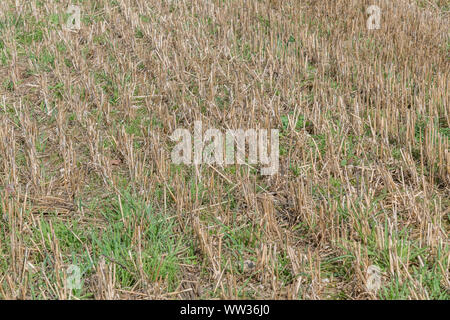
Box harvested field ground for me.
[0,0,448,300]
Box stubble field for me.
[0,0,448,299]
